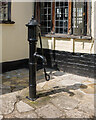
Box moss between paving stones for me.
[22,88,52,108]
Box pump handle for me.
[39,32,50,81]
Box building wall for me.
[0,2,96,64]
[36,2,96,78]
[1,2,34,63]
[0,24,2,63]
[37,2,95,54]
[37,37,94,54]
[93,1,96,53]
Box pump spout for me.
[34,52,50,81]
[34,52,47,66]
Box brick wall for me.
[37,48,96,78]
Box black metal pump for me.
[26,16,50,101]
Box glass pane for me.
[60,28,63,33]
[56,21,59,26]
[60,21,63,27]
[72,2,85,35]
[55,1,68,34]
[0,1,8,21]
[40,2,52,34]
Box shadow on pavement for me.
[37,83,87,98]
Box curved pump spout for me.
[34,52,47,65]
[34,52,50,81]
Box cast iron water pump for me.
[26,16,50,101]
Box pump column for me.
[26,16,39,101]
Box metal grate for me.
[0,0,8,21]
[55,1,68,34]
[40,2,52,34]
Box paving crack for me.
[3,95,21,118]
[3,100,17,118]
[48,101,67,117]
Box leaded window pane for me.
[0,0,8,21]
[55,1,68,34]
[40,2,52,34]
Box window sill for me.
[41,33,92,40]
[0,20,15,24]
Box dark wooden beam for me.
[8,1,11,21]
[87,2,91,36]
[35,2,40,23]
[68,1,72,34]
[52,1,55,33]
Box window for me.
[0,0,14,24]
[55,2,68,34]
[35,1,91,36]
[72,2,87,35]
[40,2,52,34]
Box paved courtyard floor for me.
[0,68,96,119]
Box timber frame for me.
[35,1,91,37]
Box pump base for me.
[26,96,37,101]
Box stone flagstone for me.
[14,111,38,118]
[50,95,79,110]
[35,103,64,118]
[0,115,3,120]
[1,68,95,119]
[65,109,90,118]
[16,101,34,113]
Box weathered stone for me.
[6,75,11,79]
[52,71,65,76]
[35,103,63,118]
[65,109,91,118]
[15,111,38,118]
[42,79,60,91]
[77,101,94,116]
[4,109,38,119]
[0,98,2,115]
[16,101,34,113]
[1,68,95,119]
[2,86,11,94]
[58,78,82,87]
[37,81,46,90]
[0,115,3,120]
[72,90,85,100]
[80,83,95,94]
[51,95,79,110]
[0,92,19,115]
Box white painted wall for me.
[37,37,94,54]
[1,2,34,62]
[0,24,2,63]
[93,1,96,53]
[1,1,96,63]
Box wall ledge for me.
[0,20,15,24]
[41,33,92,40]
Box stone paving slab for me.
[64,109,90,118]
[35,103,64,118]
[0,93,17,115]
[50,95,79,110]
[4,109,38,119]
[0,115,3,120]
[16,101,34,113]
[0,69,95,119]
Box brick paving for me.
[1,68,50,94]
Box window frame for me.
[35,1,91,38]
[0,0,15,24]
